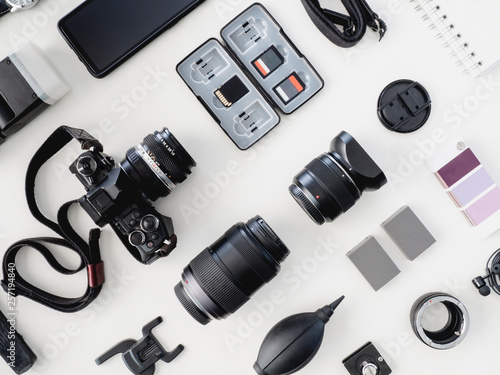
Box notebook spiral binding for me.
[411,0,484,77]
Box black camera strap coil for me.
[1,126,105,313]
[300,0,387,48]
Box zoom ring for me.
[229,232,275,282]
[190,249,249,314]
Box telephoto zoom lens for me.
[289,131,387,225]
[174,216,290,325]
[121,128,196,201]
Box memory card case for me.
[177,3,324,150]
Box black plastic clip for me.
[95,317,184,375]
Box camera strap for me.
[300,0,387,48]
[1,126,105,313]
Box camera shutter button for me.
[141,215,159,233]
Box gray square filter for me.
[347,236,400,291]
[381,206,436,261]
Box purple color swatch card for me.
[426,138,500,238]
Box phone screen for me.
[58,0,205,78]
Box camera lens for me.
[174,216,290,325]
[121,128,196,201]
[289,131,387,225]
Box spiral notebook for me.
[412,0,500,77]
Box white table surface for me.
[1,0,500,374]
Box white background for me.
[1,0,500,374]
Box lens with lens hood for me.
[121,128,196,201]
[289,131,387,225]
[174,216,290,325]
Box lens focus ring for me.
[175,216,289,325]
[308,157,357,212]
[143,134,185,183]
[121,129,196,202]
[228,229,276,282]
[190,249,249,314]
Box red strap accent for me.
[88,262,105,288]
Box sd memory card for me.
[273,73,305,104]
[252,45,284,78]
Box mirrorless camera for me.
[70,128,196,264]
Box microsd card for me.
[273,73,305,104]
[252,45,284,78]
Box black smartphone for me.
[58,0,205,78]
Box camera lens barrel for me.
[175,216,290,325]
[410,292,469,350]
[289,131,386,225]
[290,153,360,224]
[121,128,196,201]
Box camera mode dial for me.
[129,231,146,246]
[76,156,97,176]
[141,215,159,232]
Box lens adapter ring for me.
[410,292,469,350]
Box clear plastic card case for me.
[177,38,280,150]
[177,3,323,150]
[221,3,324,114]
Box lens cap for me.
[377,79,431,133]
